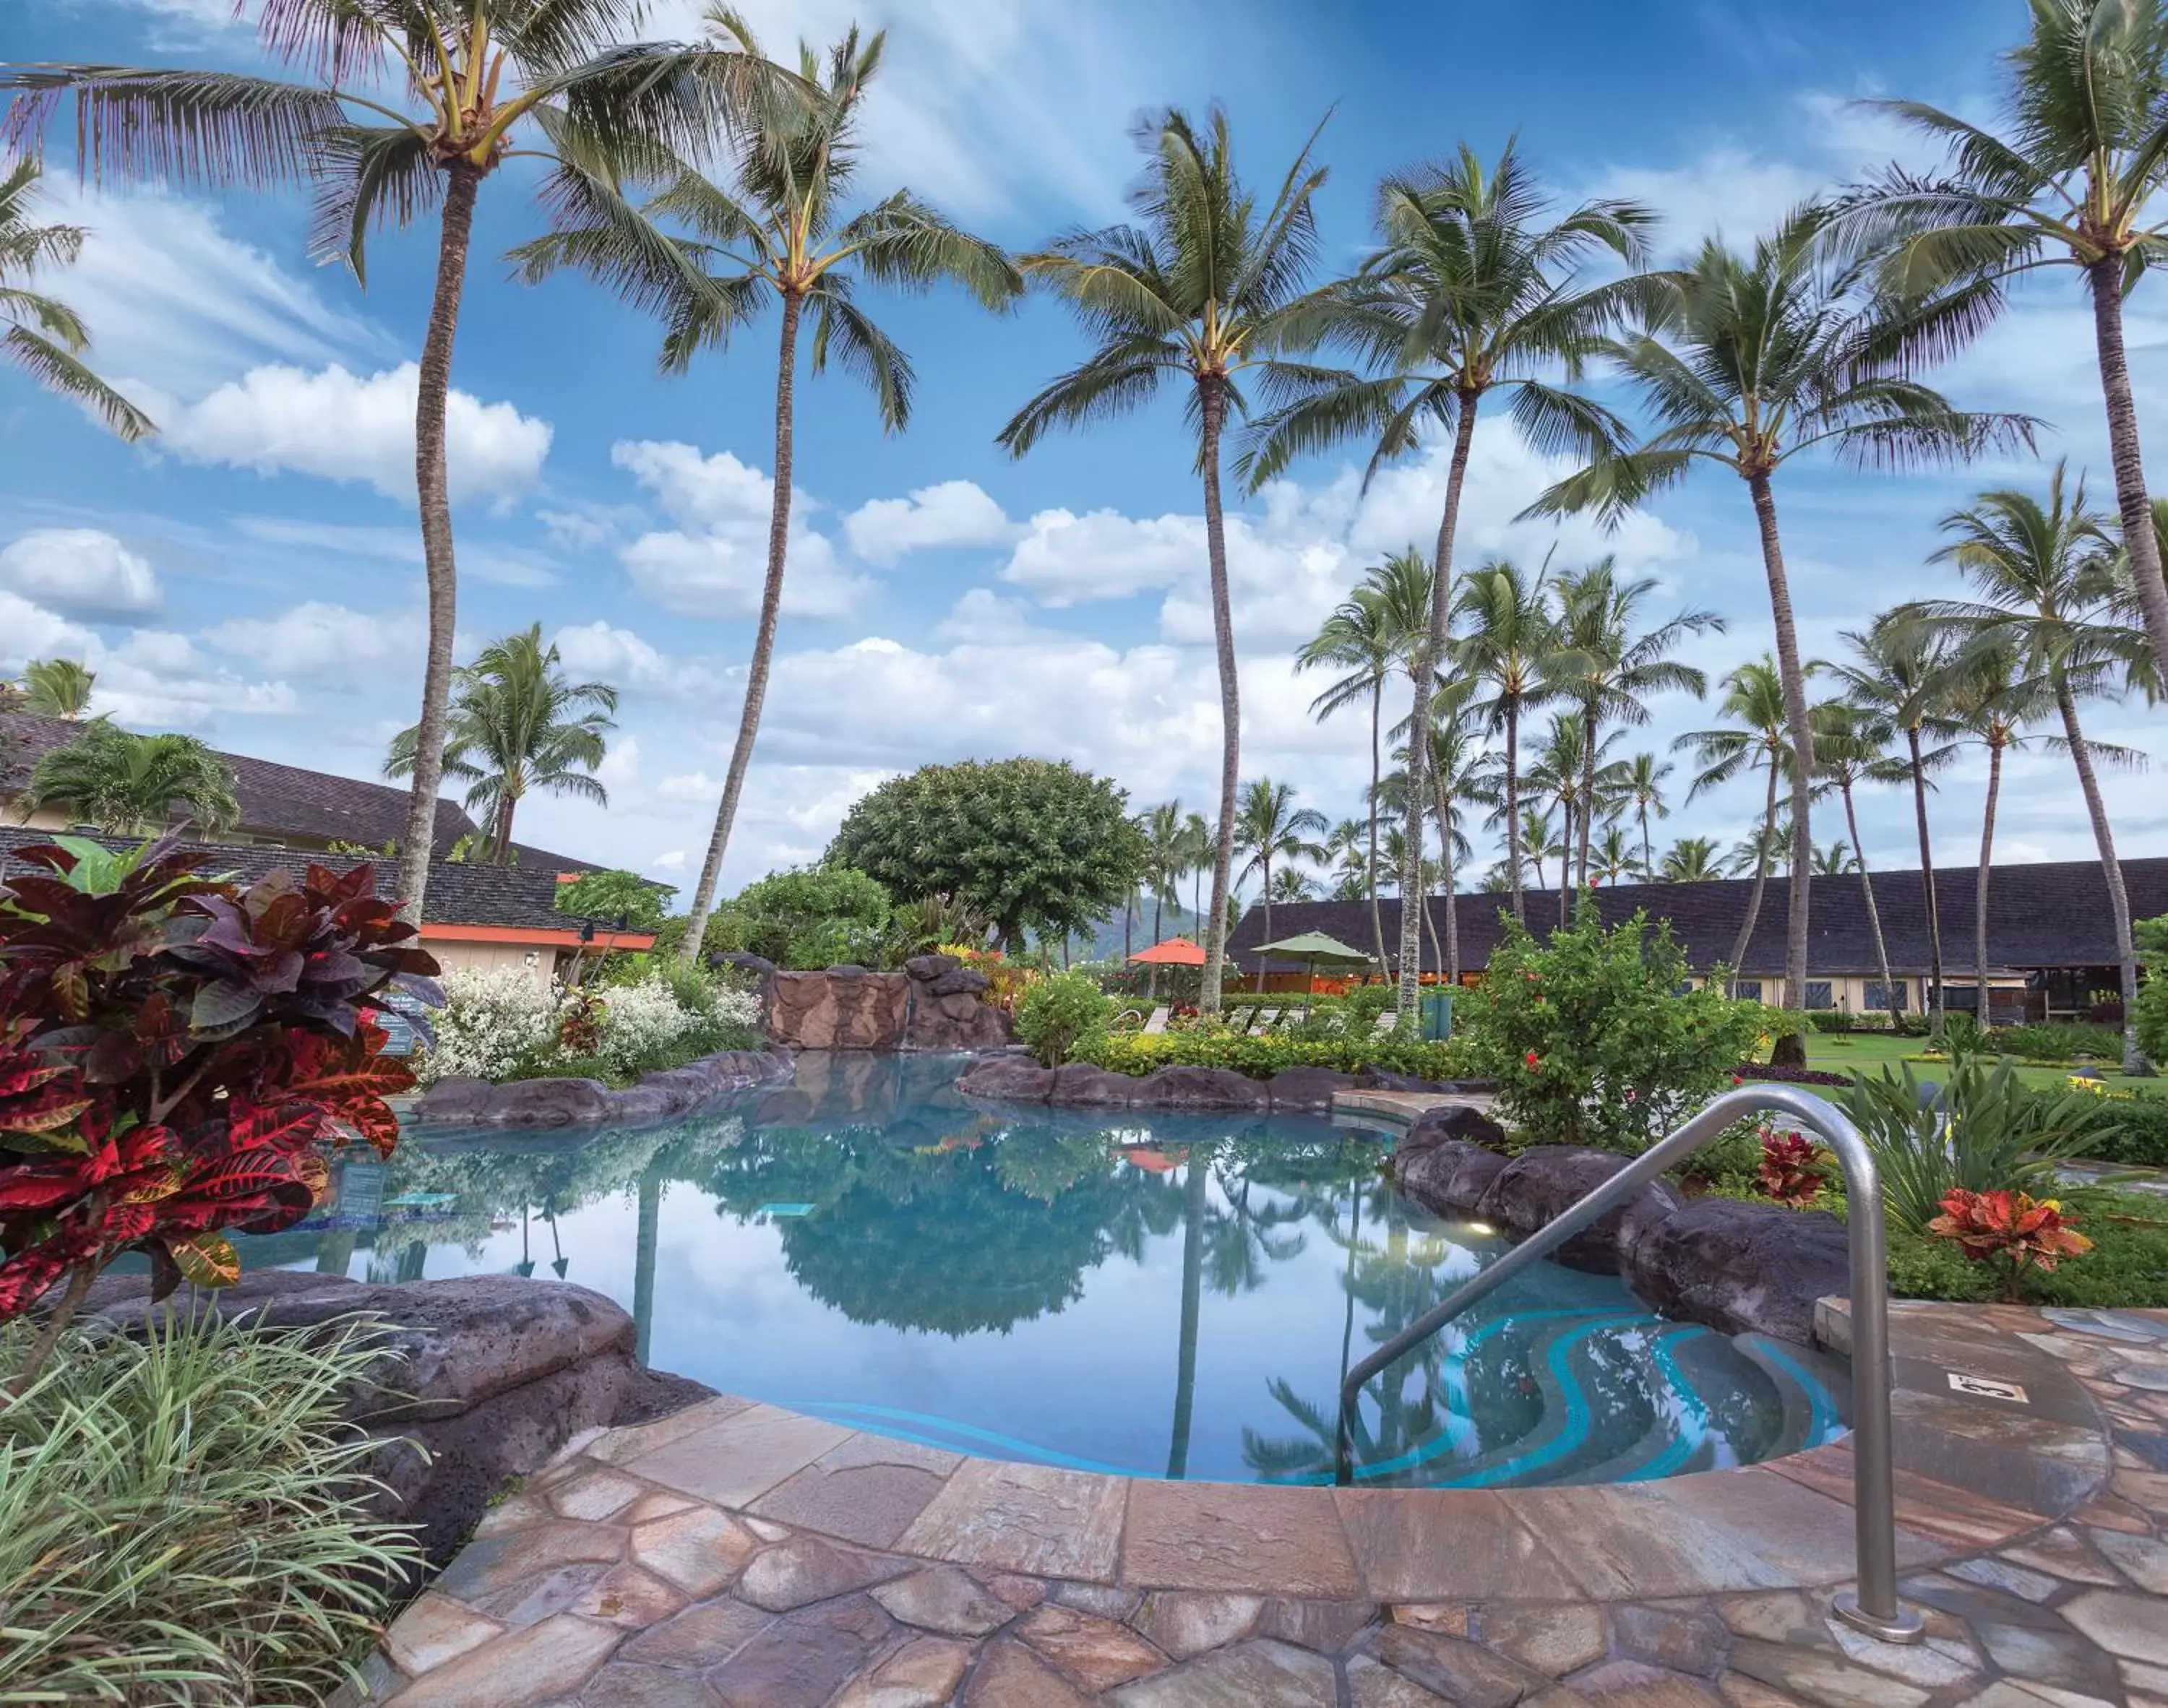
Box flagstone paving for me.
[351,1305,2168,1708]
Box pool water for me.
[237,1053,1849,1488]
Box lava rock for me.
[1132,1065,1271,1110]
[712,950,778,980]
[904,953,961,979]
[478,1074,619,1129]
[765,970,911,1050]
[1265,1066,1359,1110]
[1394,1139,1510,1220]
[1401,1103,1510,1154]
[928,969,991,998]
[1620,1194,1850,1342]
[1050,1062,1137,1107]
[1476,1145,1681,1271]
[411,1076,494,1124]
[957,1056,1057,1103]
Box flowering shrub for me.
[1758,1129,1830,1206]
[1929,1189,2094,1299]
[419,968,557,1085]
[1076,1026,1472,1083]
[593,980,701,1079]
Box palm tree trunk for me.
[1745,471,1813,1030]
[1557,796,1573,931]
[1166,1152,1208,1479]
[2089,258,2168,689]
[1430,767,1459,985]
[394,160,483,925]
[2057,681,2146,1075]
[1975,739,2003,1035]
[680,292,804,963]
[1577,700,1598,890]
[1841,778,1897,1029]
[1504,696,1524,922]
[1399,396,1480,1016]
[1906,727,1945,1045]
[1367,681,1389,975]
[1199,379,1240,1016]
[492,792,518,866]
[1256,854,1271,996]
[1729,758,1780,998]
[1638,801,1653,877]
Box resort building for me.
[1231,858,2168,1022]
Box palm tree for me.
[1246,145,1653,1018]
[1514,803,1566,897]
[1234,777,1328,989]
[1911,465,2160,1072]
[1531,204,2030,1048]
[1590,823,1642,884]
[1453,556,1561,923]
[1268,867,1318,906]
[1000,108,1330,1014]
[20,720,240,836]
[0,153,153,440]
[1811,840,1859,876]
[1422,691,1490,984]
[1297,548,1429,974]
[6,6,786,925]
[1805,698,1907,1025]
[1659,836,1724,882]
[1846,0,2168,686]
[1140,800,1190,946]
[518,23,1019,959]
[1623,752,1674,876]
[20,657,94,719]
[1675,660,1792,999]
[1180,810,1213,941]
[1816,622,1964,1043]
[1526,709,1617,927]
[1548,559,1721,888]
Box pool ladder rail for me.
[1335,1084,1925,1647]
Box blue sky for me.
[1,0,2161,897]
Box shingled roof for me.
[0,712,592,869]
[1227,858,2168,978]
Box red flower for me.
[1524,1051,1541,1069]
[1732,1074,1745,1086]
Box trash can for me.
[1421,989,1453,1043]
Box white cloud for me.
[659,771,721,801]
[0,529,161,616]
[1002,508,1203,605]
[936,587,1054,643]
[142,363,553,504]
[0,588,297,728]
[204,602,422,685]
[652,848,687,870]
[0,591,100,670]
[844,480,1018,565]
[611,440,866,618]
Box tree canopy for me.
[827,758,1146,952]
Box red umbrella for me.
[1127,936,1207,967]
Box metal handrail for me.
[1338,1084,1923,1645]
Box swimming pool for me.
[243,1052,1849,1488]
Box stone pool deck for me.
[352,1303,2168,1708]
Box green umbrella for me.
[1253,930,1377,993]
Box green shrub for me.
[2136,914,2167,1067]
[552,866,671,933]
[1882,1187,2168,1308]
[1986,1020,2125,1064]
[1015,972,1116,1066]
[0,1311,419,1705]
[1807,1011,1859,1034]
[1075,1026,1473,1083]
[2067,1091,2168,1167]
[1454,907,1767,1154]
[726,864,891,968]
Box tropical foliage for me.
[1014,971,1117,1068]
[20,720,243,837]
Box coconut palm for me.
[1512,803,1567,897]
[1422,690,1490,983]
[1623,752,1674,877]
[1323,818,1372,905]
[1234,777,1328,988]
[1139,800,1191,947]
[1811,840,1860,876]
[1245,145,1653,1017]
[1297,548,1429,973]
[1453,556,1562,923]
[386,625,617,864]
[5,5,789,923]
[999,108,1330,1014]
[1530,204,2030,1045]
[1815,621,1964,1043]
[1729,819,1796,879]
[1590,823,1643,884]
[20,720,240,836]
[1845,0,2168,685]
[1548,558,1721,888]
[517,22,1018,958]
[1659,836,1724,882]
[20,657,95,719]
[1675,660,1793,998]
[1910,465,2160,1071]
[1525,709,1619,926]
[0,152,154,441]
[1180,810,1213,941]
[1268,867,1319,906]
[1805,698,1907,1025]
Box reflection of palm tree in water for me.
[1166,1151,1209,1478]
[634,1164,663,1367]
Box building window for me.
[1804,981,1833,1011]
[1865,980,1909,1013]
[1732,980,1763,1002]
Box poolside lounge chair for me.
[1372,1010,1396,1037]
[1254,1008,1281,1032]
[1142,1006,1170,1035]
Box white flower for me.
[418,968,558,1085]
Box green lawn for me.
[1799,1030,2157,1093]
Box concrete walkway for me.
[348,1303,2168,1708]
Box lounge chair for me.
[1254,1007,1281,1032]
[1372,1010,1396,1037]
[1142,1006,1170,1035]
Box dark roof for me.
[0,825,606,932]
[0,712,593,868]
[1228,857,2168,978]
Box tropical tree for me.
[1590,823,1643,884]
[0,152,153,440]
[1846,0,2168,686]
[1421,690,1490,983]
[1811,840,1859,876]
[1233,777,1328,988]
[999,107,1330,1013]
[1179,810,1213,941]
[1513,803,1566,896]
[1806,698,1906,1024]
[1531,204,2029,1051]
[1524,709,1615,927]
[1139,799,1190,946]
[386,625,616,865]
[20,720,240,835]
[1910,465,2159,1071]
[1659,836,1724,882]
[1815,621,1963,1043]
[20,657,95,719]
[1674,660,1792,998]
[1623,752,1674,876]
[5,2,791,926]
[1245,144,1653,1018]
[1547,558,1720,887]
[1268,866,1318,906]
[516,22,1018,959]
[1453,556,1562,922]
[1322,818,1373,905]
[1296,548,1429,972]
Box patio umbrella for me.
[1127,936,1206,965]
[1252,929,1377,991]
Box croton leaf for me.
[166,1231,241,1289]
[225,1096,338,1155]
[189,979,263,1040]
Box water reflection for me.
[216,1052,1843,1487]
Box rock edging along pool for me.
[251,1051,1849,1489]
[410,1046,793,1130]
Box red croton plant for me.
[0,837,439,1389]
[1928,1189,2094,1301]
[1757,1129,1831,1207]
